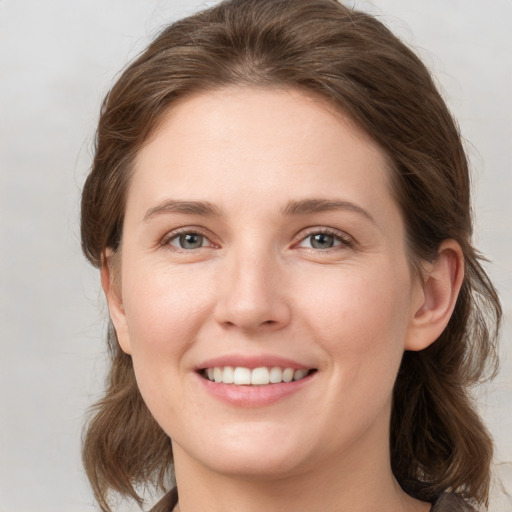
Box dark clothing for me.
[149,487,476,511]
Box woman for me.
[80,0,501,511]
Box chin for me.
[204,450,307,480]
[173,422,313,479]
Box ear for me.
[405,239,464,351]
[101,250,132,355]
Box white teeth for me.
[222,366,234,384]
[269,367,283,383]
[204,366,311,385]
[282,368,294,383]
[213,367,223,383]
[233,367,251,385]
[293,369,308,381]
[251,367,270,385]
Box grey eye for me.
[309,233,336,249]
[172,233,206,249]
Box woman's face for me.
[107,87,427,479]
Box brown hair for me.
[81,0,501,510]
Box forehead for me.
[128,86,396,223]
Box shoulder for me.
[431,493,477,512]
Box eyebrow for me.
[282,198,375,223]
[143,200,222,222]
[143,197,375,224]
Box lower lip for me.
[197,372,315,407]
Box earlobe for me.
[405,240,464,351]
[101,250,132,355]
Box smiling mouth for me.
[200,366,317,385]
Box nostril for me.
[214,294,292,331]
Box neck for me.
[171,415,430,512]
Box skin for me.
[103,87,463,512]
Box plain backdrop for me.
[0,1,511,511]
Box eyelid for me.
[293,226,355,249]
[158,225,354,252]
[160,226,218,250]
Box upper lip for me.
[196,354,313,371]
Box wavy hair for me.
[80,1,501,510]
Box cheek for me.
[305,265,411,391]
[121,263,213,363]
[119,265,216,425]
[308,262,410,335]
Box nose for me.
[214,248,291,332]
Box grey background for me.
[0,0,510,510]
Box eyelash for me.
[160,227,354,252]
[160,227,217,252]
[295,227,354,251]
